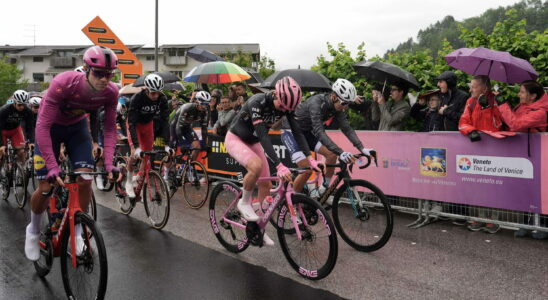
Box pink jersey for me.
[36,71,118,172]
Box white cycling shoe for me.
[25,225,40,261]
[237,200,259,222]
[125,179,136,198]
[263,232,275,246]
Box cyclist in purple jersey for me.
[24,45,120,261]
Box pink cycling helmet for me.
[275,76,302,111]
[83,45,118,70]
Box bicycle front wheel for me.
[332,179,393,252]
[143,170,170,229]
[209,181,249,253]
[182,161,209,209]
[13,163,27,208]
[0,164,10,201]
[277,194,338,280]
[60,212,108,300]
[25,157,37,193]
[159,159,178,199]
[114,157,133,215]
[88,191,98,221]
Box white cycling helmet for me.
[196,91,211,102]
[74,66,86,73]
[29,96,42,106]
[144,74,164,91]
[332,78,357,103]
[12,90,29,104]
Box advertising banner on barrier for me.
[327,131,544,214]
[206,131,296,181]
[204,130,545,214]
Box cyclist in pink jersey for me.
[25,45,120,261]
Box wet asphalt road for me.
[0,194,339,300]
[2,185,548,299]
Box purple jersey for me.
[36,71,118,173]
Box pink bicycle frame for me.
[221,176,309,241]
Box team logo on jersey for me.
[34,155,46,170]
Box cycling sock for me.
[241,189,252,205]
[29,211,43,234]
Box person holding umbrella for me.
[225,76,314,246]
[371,82,411,131]
[125,74,173,198]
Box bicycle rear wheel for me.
[182,161,209,209]
[209,181,249,253]
[60,212,108,300]
[332,179,393,252]
[13,163,27,209]
[277,194,338,280]
[143,170,170,229]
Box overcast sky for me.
[1,0,521,69]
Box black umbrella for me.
[353,61,420,90]
[187,47,224,63]
[164,82,185,91]
[260,69,331,92]
[133,72,181,87]
[243,67,263,84]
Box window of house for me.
[167,48,186,56]
[33,57,43,62]
[33,73,45,82]
[10,58,17,64]
[146,55,155,61]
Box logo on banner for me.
[420,148,447,177]
[211,141,227,153]
[458,157,472,171]
[381,157,410,170]
[455,155,533,179]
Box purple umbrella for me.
[445,47,538,84]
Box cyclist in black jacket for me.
[225,77,319,245]
[284,79,374,195]
[0,90,35,164]
[125,74,172,198]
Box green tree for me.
[0,57,27,104]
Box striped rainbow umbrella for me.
[183,61,251,84]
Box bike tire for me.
[277,193,338,280]
[1,164,10,202]
[209,181,250,253]
[159,159,178,199]
[60,212,108,300]
[13,163,27,209]
[114,157,133,215]
[143,170,170,229]
[89,191,98,221]
[332,179,393,252]
[182,161,209,209]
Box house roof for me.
[0,43,259,57]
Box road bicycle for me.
[303,153,393,252]
[33,171,110,300]
[209,168,338,280]
[114,150,170,229]
[0,141,28,208]
[160,147,209,209]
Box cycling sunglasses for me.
[90,68,115,80]
[337,99,350,106]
